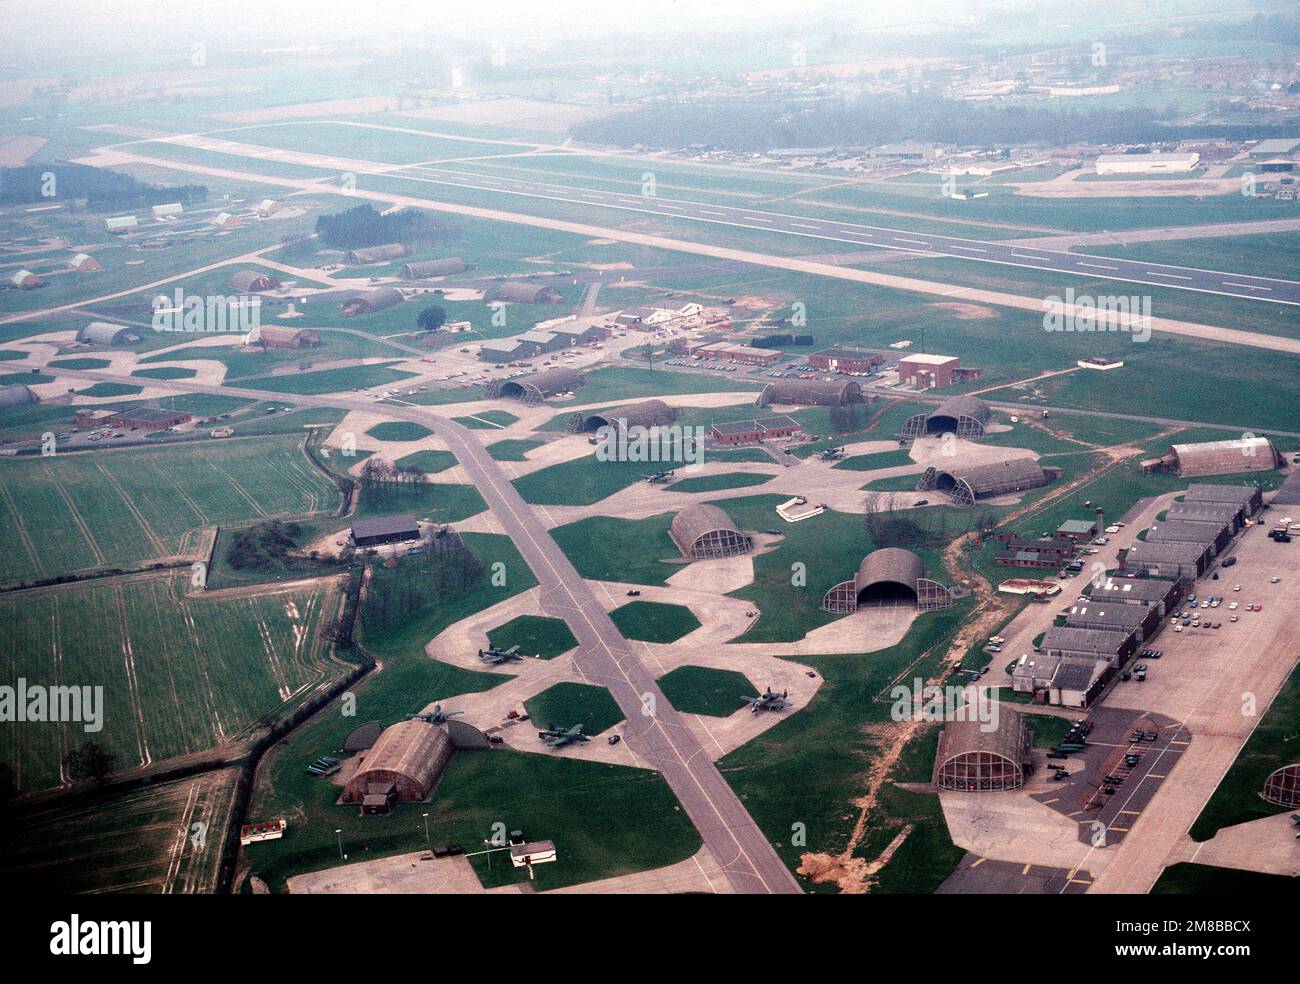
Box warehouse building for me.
[1011,653,1061,695]
[479,339,533,362]
[669,504,751,560]
[1056,518,1099,542]
[1166,499,1247,532]
[821,547,954,613]
[113,408,193,432]
[342,719,454,815]
[1119,540,1210,581]
[211,212,241,230]
[399,257,469,279]
[1050,657,1110,708]
[1040,626,1137,667]
[341,287,404,316]
[105,215,138,234]
[689,340,783,365]
[898,353,962,389]
[755,378,863,408]
[0,384,37,409]
[1090,576,1180,617]
[571,399,677,433]
[351,514,421,549]
[1095,152,1199,174]
[915,456,1047,507]
[230,269,282,293]
[901,395,991,440]
[1066,601,1158,643]
[344,243,409,265]
[1262,764,1300,808]
[1142,437,1282,477]
[76,322,141,346]
[808,346,884,374]
[709,415,802,445]
[246,325,322,349]
[933,711,1032,792]
[1183,483,1263,517]
[8,269,42,289]
[484,281,562,304]
[492,367,585,405]
[1144,518,1231,556]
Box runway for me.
[389,163,1300,306]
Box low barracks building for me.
[808,346,884,374]
[709,415,802,445]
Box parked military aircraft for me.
[818,447,845,461]
[479,644,523,664]
[538,724,589,747]
[406,704,464,724]
[741,688,790,714]
[644,469,676,484]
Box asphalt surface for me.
[20,361,802,895]
[392,164,1300,305]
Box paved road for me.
[24,362,801,895]
[391,163,1300,306]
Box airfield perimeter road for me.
[81,147,1300,356]
[23,362,801,895]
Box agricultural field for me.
[0,436,341,587]
[0,573,347,793]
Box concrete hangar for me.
[1141,436,1283,478]
[915,457,1049,508]
[821,547,954,613]
[488,367,585,405]
[755,377,863,409]
[351,514,421,549]
[670,504,751,560]
[569,398,677,433]
[342,719,453,815]
[933,710,1032,792]
[901,395,991,441]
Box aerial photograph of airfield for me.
[0,0,1297,897]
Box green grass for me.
[355,481,486,524]
[719,602,972,892]
[512,453,655,506]
[0,371,51,384]
[551,514,680,586]
[452,409,519,430]
[609,600,701,644]
[1151,863,1297,895]
[237,362,418,395]
[485,439,543,461]
[48,358,111,370]
[0,435,340,587]
[130,366,198,380]
[558,366,763,406]
[0,574,345,794]
[393,449,457,474]
[657,665,758,717]
[665,471,773,494]
[524,682,625,737]
[1022,713,1076,749]
[1189,662,1300,842]
[365,421,432,442]
[831,448,917,472]
[486,614,578,660]
[76,382,141,397]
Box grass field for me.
[130,366,199,380]
[485,439,544,461]
[563,366,763,406]
[512,452,655,506]
[832,448,917,472]
[486,614,578,660]
[1189,662,1300,842]
[657,665,757,717]
[524,682,625,737]
[551,514,681,586]
[365,421,432,442]
[665,471,773,494]
[0,436,341,587]
[393,449,457,473]
[609,600,701,644]
[236,362,418,395]
[452,410,518,430]
[0,573,346,793]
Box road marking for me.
[791,222,820,230]
[1146,271,1192,280]
[1022,863,1032,875]
[1223,282,1271,291]
[894,237,931,247]
[970,857,987,868]
[1080,262,1119,271]
[1146,773,1167,780]
[951,245,987,253]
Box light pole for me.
[422,813,430,851]
[335,828,343,861]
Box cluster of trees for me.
[417,305,447,333]
[227,520,312,571]
[571,92,1296,154]
[315,204,456,249]
[357,457,427,509]
[828,404,863,434]
[0,163,207,206]
[360,528,485,632]
[752,333,814,349]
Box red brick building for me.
[709,415,802,445]
[898,353,961,388]
[809,346,884,374]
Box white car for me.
[1233,584,1242,592]
[1105,525,1121,534]
[1228,602,1238,610]
[1271,576,1281,583]
[1229,614,1239,622]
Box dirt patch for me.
[929,301,998,321]
[0,135,48,166]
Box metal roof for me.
[1183,484,1259,507]
[1170,438,1279,477]
[1092,576,1176,604]
[670,503,743,555]
[1144,519,1226,546]
[1052,656,1108,692]
[758,378,863,407]
[351,514,420,539]
[1123,540,1208,564]
[935,710,1027,769]
[1040,626,1131,656]
[1066,603,1150,630]
[855,547,925,596]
